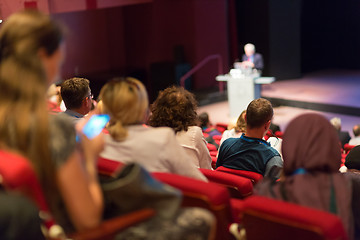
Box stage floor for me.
[197,69,360,136]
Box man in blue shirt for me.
[216,98,282,179]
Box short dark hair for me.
[148,86,199,133]
[199,112,209,128]
[61,77,90,109]
[246,98,273,129]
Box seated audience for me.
[330,117,351,147]
[349,124,360,146]
[0,10,215,239]
[219,110,246,147]
[216,98,282,179]
[148,86,212,170]
[256,113,353,239]
[99,79,208,180]
[59,77,93,123]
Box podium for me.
[216,70,275,118]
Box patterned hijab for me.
[256,113,353,238]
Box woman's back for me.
[101,125,207,181]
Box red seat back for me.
[152,172,234,240]
[0,150,55,229]
[199,168,253,199]
[343,143,356,154]
[216,166,263,184]
[242,196,348,240]
[97,156,124,176]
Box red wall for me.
[51,0,229,90]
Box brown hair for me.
[99,77,149,141]
[61,77,90,109]
[246,98,273,129]
[148,86,199,133]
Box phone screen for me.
[81,114,110,139]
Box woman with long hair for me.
[0,10,103,233]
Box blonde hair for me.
[99,77,149,141]
[234,110,247,133]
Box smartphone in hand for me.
[81,114,110,139]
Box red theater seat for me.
[241,196,348,240]
[152,172,235,240]
[97,156,124,176]
[199,168,253,199]
[216,166,263,184]
[343,143,356,154]
[0,151,155,240]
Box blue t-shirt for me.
[216,134,281,176]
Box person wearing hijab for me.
[255,113,353,239]
[344,146,360,239]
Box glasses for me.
[85,93,93,100]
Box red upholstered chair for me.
[0,150,56,231]
[241,196,348,240]
[0,150,155,240]
[199,168,253,199]
[216,166,263,184]
[211,156,217,169]
[210,151,218,157]
[207,143,217,151]
[343,143,356,154]
[215,123,228,133]
[97,156,124,177]
[152,172,235,240]
[275,131,284,138]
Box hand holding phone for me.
[81,114,110,139]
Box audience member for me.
[47,83,62,113]
[99,79,208,180]
[349,124,360,146]
[0,9,106,233]
[60,77,93,123]
[216,98,282,179]
[256,113,353,239]
[149,86,212,169]
[330,117,351,147]
[219,110,246,147]
[344,146,360,239]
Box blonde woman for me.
[99,78,207,181]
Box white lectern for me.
[216,70,275,118]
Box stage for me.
[197,69,360,136]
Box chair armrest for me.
[69,208,155,240]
